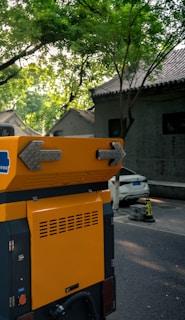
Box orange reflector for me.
[17,312,34,320]
[102,277,115,316]
[18,294,27,306]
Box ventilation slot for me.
[76,214,83,229]
[39,210,99,238]
[84,213,91,227]
[59,217,66,233]
[39,221,48,238]
[92,211,98,225]
[68,216,75,231]
[49,219,57,236]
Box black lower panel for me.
[0,219,31,320]
[33,283,105,320]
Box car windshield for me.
[120,167,135,175]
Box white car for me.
[108,167,150,203]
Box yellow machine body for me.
[27,191,107,310]
[0,135,124,318]
[0,136,123,192]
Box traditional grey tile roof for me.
[0,110,40,136]
[92,48,185,97]
[46,108,94,135]
[73,109,94,124]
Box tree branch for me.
[127,31,184,114]
[0,69,21,86]
[0,43,44,72]
[77,0,103,14]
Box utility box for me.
[129,204,146,221]
[0,136,124,320]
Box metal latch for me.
[111,259,115,268]
[9,240,15,252]
[9,296,15,308]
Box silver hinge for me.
[9,296,15,308]
[9,240,15,252]
[111,259,115,268]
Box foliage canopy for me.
[0,0,184,134]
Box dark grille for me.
[39,211,99,238]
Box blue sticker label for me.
[18,287,25,294]
[0,151,10,174]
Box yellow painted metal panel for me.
[0,201,26,222]
[99,189,112,204]
[0,136,123,192]
[27,192,105,310]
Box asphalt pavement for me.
[114,197,185,237]
[109,218,185,320]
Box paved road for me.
[108,198,185,320]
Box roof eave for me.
[92,78,185,98]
